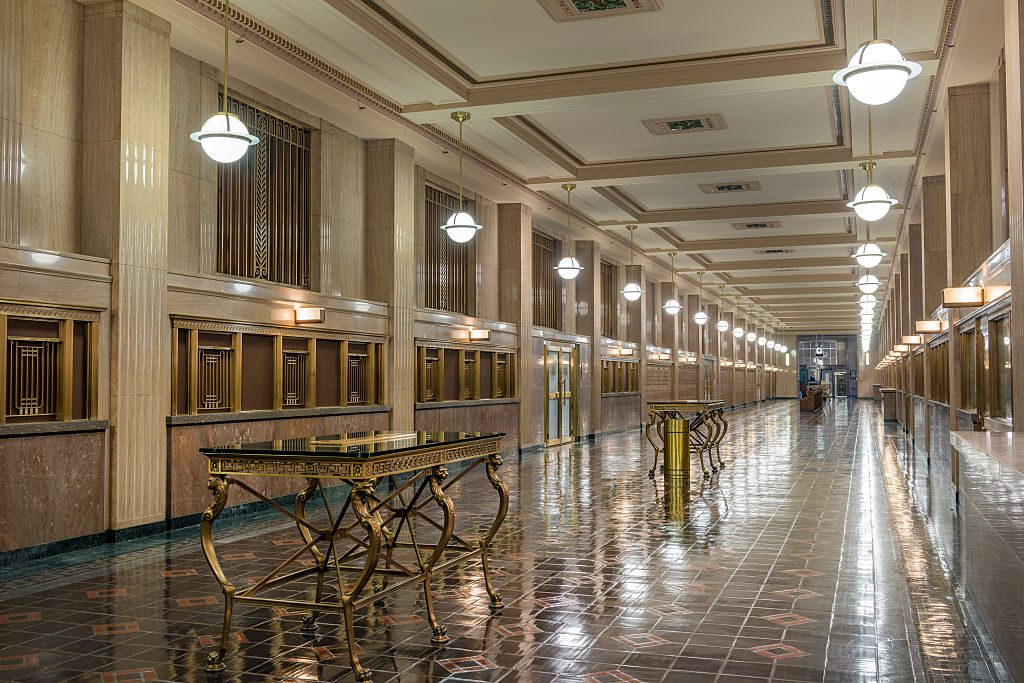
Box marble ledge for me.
[0,419,108,438]
[415,398,520,410]
[951,431,1024,478]
[168,405,390,426]
[601,392,641,398]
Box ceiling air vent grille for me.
[699,181,761,194]
[731,221,781,230]
[538,0,663,22]
[755,248,796,255]
[774,268,801,272]
[643,114,727,136]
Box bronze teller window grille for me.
[424,185,474,315]
[417,346,516,403]
[216,95,311,289]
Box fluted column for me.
[659,282,679,399]
[575,241,601,437]
[366,139,416,430]
[1003,0,1024,426]
[82,1,171,530]
[498,203,535,447]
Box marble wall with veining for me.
[414,401,520,452]
[0,431,106,551]
[600,394,642,433]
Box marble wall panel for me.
[0,431,106,552]
[18,118,81,253]
[414,402,520,452]
[169,411,389,518]
[600,394,642,433]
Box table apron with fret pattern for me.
[198,432,507,681]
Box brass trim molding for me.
[171,317,386,344]
[0,302,103,322]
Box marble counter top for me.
[951,431,1024,478]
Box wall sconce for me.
[901,335,923,345]
[619,347,634,357]
[469,328,491,341]
[942,287,984,308]
[985,285,1011,302]
[893,344,910,353]
[658,351,671,361]
[294,306,325,324]
[915,320,945,334]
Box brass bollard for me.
[663,418,690,482]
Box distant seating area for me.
[800,385,824,412]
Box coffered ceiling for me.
[163,0,959,332]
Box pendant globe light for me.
[856,272,881,294]
[716,285,731,332]
[693,271,708,325]
[852,217,887,268]
[662,252,681,315]
[848,110,898,222]
[190,0,259,163]
[833,0,922,106]
[620,225,643,301]
[439,112,483,243]
[732,298,744,338]
[555,183,583,279]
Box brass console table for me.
[645,400,727,478]
[198,431,507,681]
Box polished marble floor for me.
[0,400,1011,682]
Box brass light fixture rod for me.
[222,0,231,124]
[452,111,470,211]
[563,183,576,252]
[627,225,637,265]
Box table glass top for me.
[201,430,503,459]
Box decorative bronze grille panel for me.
[532,231,561,329]
[495,355,507,398]
[348,353,367,405]
[462,352,476,399]
[600,261,616,338]
[283,351,308,407]
[5,337,59,420]
[197,346,232,412]
[217,95,310,288]
[424,185,473,314]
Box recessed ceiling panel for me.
[621,170,844,210]
[380,0,830,79]
[528,88,837,163]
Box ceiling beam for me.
[742,287,857,296]
[645,235,894,254]
[679,256,891,273]
[528,148,917,189]
[725,274,856,285]
[624,200,878,225]
[403,48,938,123]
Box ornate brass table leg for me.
[343,480,382,682]
[295,478,326,633]
[481,453,509,609]
[644,411,662,478]
[200,476,234,674]
[716,409,728,469]
[423,465,455,643]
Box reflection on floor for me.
[0,400,1011,682]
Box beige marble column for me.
[659,282,679,399]
[366,139,416,430]
[498,203,535,447]
[476,198,499,321]
[1003,0,1024,425]
[625,264,646,405]
[707,302,720,399]
[575,241,601,436]
[685,294,700,356]
[900,254,912,338]
[946,84,995,286]
[81,1,170,530]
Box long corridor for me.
[0,401,1009,682]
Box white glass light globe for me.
[779,346,788,354]
[663,298,681,315]
[856,274,880,294]
[190,112,259,163]
[860,314,875,322]
[849,184,898,222]
[853,242,886,268]
[860,301,876,311]
[554,256,583,280]
[746,331,756,342]
[757,336,766,346]
[858,294,877,305]
[621,281,643,301]
[693,311,708,325]
[733,326,744,338]
[767,340,776,349]
[441,211,483,243]
[716,320,730,332]
[833,40,923,105]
